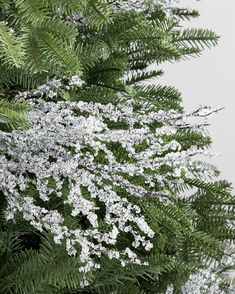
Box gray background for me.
[158,0,235,188]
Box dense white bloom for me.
[166,269,234,294]
[0,98,220,272]
[166,246,235,294]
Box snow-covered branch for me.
[0,97,220,273]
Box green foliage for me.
[0,22,24,68]
[133,84,183,111]
[70,5,218,108]
[126,69,164,85]
[0,0,116,131]
[173,28,219,50]
[172,8,200,20]
[187,179,235,242]
[0,99,31,130]
[0,231,84,294]
[166,129,212,150]
[86,254,177,294]
[0,1,114,78]
[0,1,220,130]
[1,1,81,74]
[0,2,234,294]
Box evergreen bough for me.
[0,1,234,294]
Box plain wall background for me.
[158,0,235,187]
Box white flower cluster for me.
[0,99,219,272]
[181,270,233,294]
[16,75,84,100]
[166,269,234,294]
[166,246,235,294]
